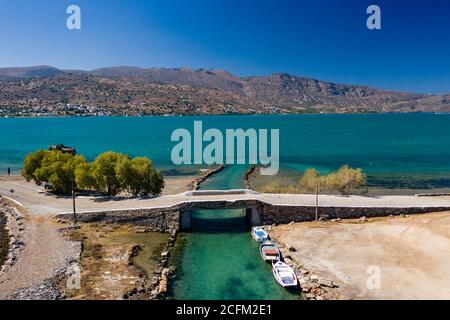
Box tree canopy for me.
[22,150,164,197]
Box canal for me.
[168,166,299,300]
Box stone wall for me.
[56,208,180,233]
[261,204,450,225]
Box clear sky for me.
[0,0,449,94]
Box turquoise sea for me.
[1,113,450,189]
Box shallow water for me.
[168,163,299,300]
[168,210,299,300]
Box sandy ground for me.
[161,175,196,195]
[272,212,450,300]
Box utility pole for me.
[50,144,77,224]
[315,178,319,221]
[72,179,77,224]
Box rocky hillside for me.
[0,66,448,117]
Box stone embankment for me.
[189,165,225,190]
[123,229,178,300]
[243,165,257,189]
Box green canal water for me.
[167,166,299,300]
[167,209,298,300]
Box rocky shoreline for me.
[189,165,225,190]
[244,165,257,189]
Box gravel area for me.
[0,205,80,299]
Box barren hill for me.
[0,66,448,117]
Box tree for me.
[22,149,165,197]
[75,162,96,190]
[298,168,320,192]
[116,157,165,197]
[298,165,366,195]
[90,151,129,196]
[34,151,87,194]
[331,165,366,195]
[21,150,49,181]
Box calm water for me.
[167,209,298,300]
[168,167,298,300]
[1,114,450,189]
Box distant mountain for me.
[90,67,246,95]
[0,66,449,116]
[0,66,63,79]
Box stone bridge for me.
[56,190,450,232]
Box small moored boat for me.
[259,241,281,262]
[272,261,298,288]
[251,227,269,242]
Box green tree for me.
[116,157,165,197]
[75,162,96,191]
[34,151,87,194]
[90,151,129,196]
[21,150,50,181]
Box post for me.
[72,179,77,224]
[315,178,319,221]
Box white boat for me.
[259,241,281,262]
[272,261,298,288]
[251,227,269,242]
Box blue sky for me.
[0,0,449,94]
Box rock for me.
[287,245,297,252]
[161,268,170,276]
[289,221,295,226]
[310,274,319,282]
[318,278,335,288]
[359,216,367,222]
[158,277,168,295]
[300,269,309,275]
[304,293,316,300]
